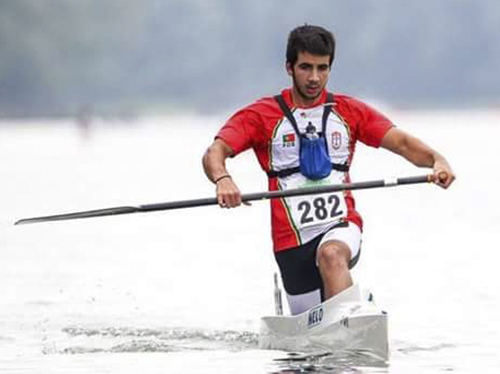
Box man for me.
[202,25,455,315]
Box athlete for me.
[202,25,455,315]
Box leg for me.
[274,237,324,315]
[317,240,353,299]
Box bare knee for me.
[317,242,350,272]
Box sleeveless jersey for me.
[216,89,393,252]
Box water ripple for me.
[397,342,456,354]
[58,326,259,354]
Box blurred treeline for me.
[0,0,499,118]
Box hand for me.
[216,176,243,208]
[432,157,456,189]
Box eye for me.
[298,63,313,71]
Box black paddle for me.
[14,175,432,225]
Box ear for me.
[286,62,293,77]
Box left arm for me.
[380,127,455,189]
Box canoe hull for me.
[259,285,389,360]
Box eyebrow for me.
[298,62,329,68]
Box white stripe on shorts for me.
[286,289,322,315]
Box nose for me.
[309,67,320,83]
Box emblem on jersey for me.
[282,133,296,147]
[331,131,342,150]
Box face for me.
[287,51,331,106]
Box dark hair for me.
[286,25,336,67]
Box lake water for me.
[0,109,499,373]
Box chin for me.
[307,92,322,101]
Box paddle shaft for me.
[14,175,432,225]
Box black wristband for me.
[214,174,231,183]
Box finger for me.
[217,191,228,208]
[438,171,448,184]
[431,171,445,187]
[224,189,241,208]
[230,192,242,207]
[222,191,232,208]
[235,192,242,206]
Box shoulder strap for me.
[321,93,334,135]
[274,95,300,136]
[321,92,334,151]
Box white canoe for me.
[259,284,389,360]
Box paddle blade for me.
[14,206,139,225]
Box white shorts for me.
[316,221,362,265]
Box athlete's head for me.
[286,25,335,105]
[286,25,336,68]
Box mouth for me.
[306,85,320,95]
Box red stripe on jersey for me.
[269,177,301,250]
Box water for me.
[1,110,499,373]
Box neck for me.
[290,86,323,108]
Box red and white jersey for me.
[217,88,393,252]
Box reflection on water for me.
[271,351,388,373]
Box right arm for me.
[202,138,243,208]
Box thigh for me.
[274,235,323,296]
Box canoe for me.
[258,284,389,360]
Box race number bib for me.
[287,191,347,230]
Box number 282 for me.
[297,195,343,224]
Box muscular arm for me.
[202,138,234,182]
[202,138,243,207]
[380,127,455,188]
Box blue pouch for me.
[299,123,331,180]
